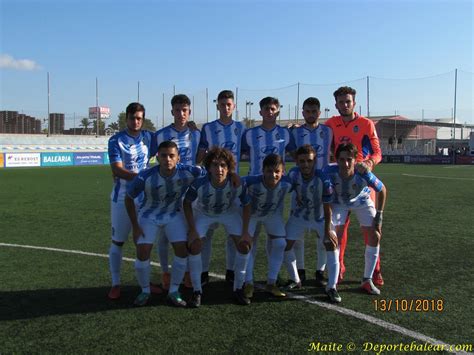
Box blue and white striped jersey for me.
[287,166,333,222]
[108,129,156,202]
[199,120,246,173]
[127,163,205,223]
[241,125,294,175]
[243,175,292,218]
[290,124,333,170]
[185,176,248,216]
[154,125,200,166]
[323,164,384,207]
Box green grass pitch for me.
[0,163,473,353]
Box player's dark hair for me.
[302,97,320,110]
[333,86,356,99]
[335,143,358,159]
[126,102,145,119]
[259,96,280,109]
[262,153,284,170]
[202,147,236,174]
[296,144,316,157]
[158,140,179,153]
[171,94,191,107]
[217,90,234,101]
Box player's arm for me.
[110,162,138,181]
[374,184,387,234]
[125,194,143,244]
[323,202,337,249]
[183,198,200,246]
[196,149,207,165]
[365,121,382,170]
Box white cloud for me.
[0,54,42,71]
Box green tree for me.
[80,118,92,134]
[118,112,156,131]
[108,122,119,131]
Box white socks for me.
[284,249,300,283]
[109,243,122,286]
[188,254,202,292]
[316,236,327,272]
[267,238,286,283]
[293,239,305,270]
[364,245,380,279]
[233,252,249,290]
[326,249,340,290]
[201,236,212,272]
[169,256,187,294]
[135,259,151,293]
[226,238,236,271]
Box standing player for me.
[283,145,341,303]
[154,94,200,289]
[197,90,246,285]
[242,154,293,298]
[183,147,251,305]
[107,102,160,300]
[289,97,333,285]
[241,96,294,288]
[324,143,386,295]
[242,96,294,176]
[125,141,205,307]
[325,86,383,285]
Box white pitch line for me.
[402,173,474,181]
[0,242,471,355]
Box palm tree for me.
[108,122,119,132]
[80,118,91,135]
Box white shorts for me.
[137,212,188,245]
[195,210,242,237]
[248,214,286,238]
[111,199,139,243]
[285,216,326,241]
[332,200,376,227]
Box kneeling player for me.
[284,145,341,303]
[183,147,251,305]
[324,143,387,295]
[242,154,292,298]
[125,141,205,307]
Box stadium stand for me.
[0,134,108,153]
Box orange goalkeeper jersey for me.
[325,113,382,164]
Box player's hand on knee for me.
[238,232,252,254]
[187,231,202,254]
[132,225,145,245]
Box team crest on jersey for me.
[353,125,359,133]
[275,133,280,140]
[320,130,324,139]
[234,128,238,135]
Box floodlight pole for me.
[452,68,458,164]
[47,72,50,136]
[96,77,100,136]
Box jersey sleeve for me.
[286,128,297,152]
[362,120,382,165]
[108,136,122,164]
[241,130,250,155]
[184,180,199,202]
[199,124,209,151]
[148,131,158,158]
[362,171,384,192]
[317,170,334,203]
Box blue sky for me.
[1,0,472,128]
